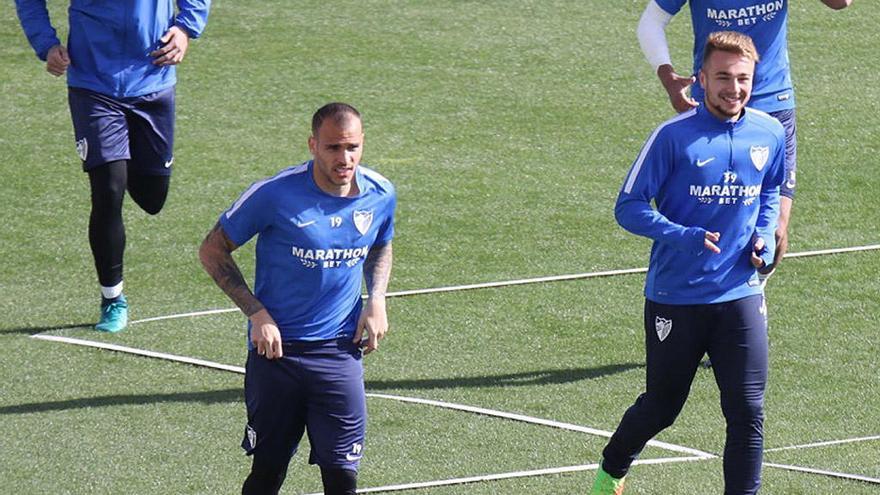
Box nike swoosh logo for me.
[164,158,174,168]
[345,454,363,462]
[696,157,715,167]
[295,220,316,228]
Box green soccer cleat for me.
[590,465,626,495]
[95,294,128,333]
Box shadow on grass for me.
[0,388,243,415]
[366,363,642,391]
[0,322,94,336]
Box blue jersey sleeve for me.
[175,0,211,39]
[754,141,785,267]
[14,0,61,60]
[615,127,706,254]
[653,0,686,16]
[219,180,275,247]
[374,190,396,246]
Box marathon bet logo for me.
[707,0,783,26]
[291,245,370,269]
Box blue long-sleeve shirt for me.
[616,104,785,305]
[15,0,211,98]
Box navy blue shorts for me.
[242,338,366,472]
[769,108,797,200]
[68,86,175,175]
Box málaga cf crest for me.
[353,209,373,235]
[655,316,672,342]
[750,145,769,171]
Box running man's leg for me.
[600,300,707,478]
[707,295,768,495]
[127,87,175,215]
[304,340,367,492]
[241,349,308,494]
[69,87,133,330]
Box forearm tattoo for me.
[200,222,265,317]
[363,242,393,298]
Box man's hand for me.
[151,25,190,66]
[250,308,283,359]
[354,297,388,355]
[46,44,70,77]
[704,231,721,254]
[657,64,698,113]
[751,237,767,268]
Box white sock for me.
[101,281,124,300]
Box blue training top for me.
[616,104,785,305]
[15,0,211,98]
[656,0,794,113]
[220,161,396,343]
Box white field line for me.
[367,393,714,458]
[32,334,880,488]
[763,462,880,485]
[126,243,880,326]
[31,334,246,373]
[764,434,880,453]
[29,334,711,459]
[303,457,706,495]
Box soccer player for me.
[636,0,853,285]
[14,0,212,332]
[589,32,785,494]
[199,103,396,495]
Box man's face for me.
[308,115,364,195]
[700,49,755,121]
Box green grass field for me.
[1,1,878,493]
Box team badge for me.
[245,424,257,449]
[353,209,373,235]
[75,137,88,161]
[655,316,672,342]
[750,145,769,171]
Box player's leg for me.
[761,108,797,281]
[126,86,175,215]
[594,301,707,489]
[707,294,768,495]
[69,88,132,332]
[304,339,366,495]
[241,348,307,495]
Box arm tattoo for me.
[363,242,393,298]
[199,222,265,317]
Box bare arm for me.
[637,0,698,112]
[198,222,263,316]
[820,0,852,9]
[199,222,283,358]
[354,242,393,354]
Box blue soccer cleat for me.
[95,294,128,333]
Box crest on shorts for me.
[750,145,769,171]
[246,424,257,449]
[75,137,88,161]
[655,316,672,342]
[353,209,373,235]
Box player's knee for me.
[241,457,288,495]
[135,196,166,215]
[722,398,765,427]
[128,176,169,215]
[320,466,357,495]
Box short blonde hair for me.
[702,31,760,65]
